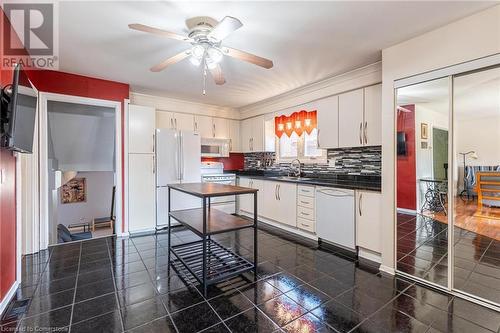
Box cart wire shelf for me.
[170,239,255,286]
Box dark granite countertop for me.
[229,169,381,192]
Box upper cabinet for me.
[339,89,364,148]
[194,115,213,138]
[129,104,156,154]
[316,84,382,149]
[316,95,339,149]
[240,115,275,153]
[363,84,382,146]
[228,119,241,152]
[156,111,195,131]
[213,117,229,139]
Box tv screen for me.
[397,131,407,156]
[1,64,37,153]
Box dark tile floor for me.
[397,213,500,304]
[1,226,499,333]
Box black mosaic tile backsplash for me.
[243,146,381,176]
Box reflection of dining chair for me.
[459,151,478,200]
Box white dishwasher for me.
[316,187,356,251]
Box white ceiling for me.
[57,1,495,108]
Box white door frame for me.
[38,92,123,249]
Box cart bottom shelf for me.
[170,239,255,286]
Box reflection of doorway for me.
[432,127,448,179]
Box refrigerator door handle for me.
[180,133,184,181]
[175,133,180,180]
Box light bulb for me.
[295,121,301,128]
[207,47,223,64]
[191,44,205,59]
[189,55,201,67]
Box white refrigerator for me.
[156,128,201,229]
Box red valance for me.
[275,110,317,138]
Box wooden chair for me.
[475,172,500,220]
[92,186,116,232]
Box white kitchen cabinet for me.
[316,95,339,149]
[174,113,195,131]
[228,119,241,152]
[128,104,156,154]
[156,111,174,129]
[194,115,213,138]
[128,153,156,232]
[363,84,382,146]
[238,178,263,215]
[262,181,296,227]
[339,89,364,148]
[252,116,265,152]
[356,190,382,253]
[240,118,253,153]
[213,117,229,139]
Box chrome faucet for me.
[290,159,302,177]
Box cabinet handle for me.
[301,212,310,216]
[364,121,368,145]
[213,123,216,138]
[301,223,310,227]
[152,155,155,174]
[359,122,363,145]
[278,184,281,200]
[174,118,177,130]
[229,139,233,151]
[275,184,278,200]
[300,200,309,204]
[170,118,174,129]
[152,132,155,153]
[317,129,321,148]
[194,121,198,132]
[359,193,363,216]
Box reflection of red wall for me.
[202,153,244,171]
[397,105,416,210]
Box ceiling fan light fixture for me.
[189,55,202,67]
[207,47,223,64]
[191,44,205,59]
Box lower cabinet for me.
[262,181,297,227]
[238,177,263,215]
[128,153,156,232]
[355,190,382,254]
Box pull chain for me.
[202,55,208,95]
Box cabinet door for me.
[194,115,213,138]
[238,178,255,214]
[338,89,364,148]
[263,113,276,152]
[129,104,156,153]
[315,95,339,149]
[262,181,279,220]
[213,117,229,139]
[251,115,265,152]
[174,113,194,131]
[228,119,241,152]
[276,182,297,227]
[156,111,174,129]
[128,154,156,232]
[356,191,381,253]
[240,118,252,152]
[363,84,382,146]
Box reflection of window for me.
[304,129,321,157]
[279,132,299,158]
[277,129,326,162]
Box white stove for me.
[200,162,236,213]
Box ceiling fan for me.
[129,16,274,94]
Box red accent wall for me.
[201,153,244,171]
[397,105,416,210]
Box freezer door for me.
[156,128,179,186]
[156,185,182,227]
[180,130,201,183]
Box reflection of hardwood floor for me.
[422,197,500,241]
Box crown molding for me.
[129,92,240,119]
[238,62,382,119]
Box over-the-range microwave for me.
[201,138,230,157]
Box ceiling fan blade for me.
[222,47,273,69]
[207,16,242,41]
[128,23,190,42]
[209,64,226,85]
[150,50,190,72]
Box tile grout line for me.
[67,242,82,333]
[106,237,126,332]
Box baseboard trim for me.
[379,265,395,276]
[0,281,20,318]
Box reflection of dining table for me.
[419,178,447,215]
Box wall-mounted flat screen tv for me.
[1,64,37,153]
